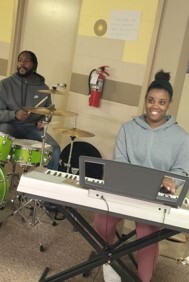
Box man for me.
[0,50,60,170]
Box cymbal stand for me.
[64,117,79,174]
[65,136,76,173]
[40,115,51,167]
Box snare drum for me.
[11,139,52,166]
[0,165,10,205]
[0,132,14,163]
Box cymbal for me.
[54,127,95,138]
[38,89,65,95]
[26,107,78,117]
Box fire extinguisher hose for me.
[88,69,96,95]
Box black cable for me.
[100,195,110,246]
[88,69,96,95]
[90,196,111,281]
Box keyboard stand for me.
[39,206,179,282]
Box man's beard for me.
[17,67,35,78]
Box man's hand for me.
[36,120,45,130]
[15,110,30,121]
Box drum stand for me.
[9,194,57,251]
[7,117,57,251]
[40,115,50,167]
[0,162,29,227]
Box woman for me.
[94,70,189,282]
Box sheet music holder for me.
[79,156,189,208]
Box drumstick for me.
[34,96,48,107]
[26,96,48,114]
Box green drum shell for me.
[11,142,52,166]
[0,133,14,163]
[0,165,9,204]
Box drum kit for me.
[0,88,95,218]
[0,87,95,252]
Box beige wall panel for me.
[177,74,189,133]
[0,42,10,59]
[150,0,189,76]
[70,73,141,106]
[0,41,10,75]
[73,36,145,85]
[76,36,124,61]
[73,54,145,85]
[0,58,8,76]
[59,92,138,158]
[66,93,137,124]
[147,0,189,118]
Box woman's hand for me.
[161,177,176,194]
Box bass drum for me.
[58,141,103,180]
[0,165,9,206]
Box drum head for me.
[13,139,50,150]
[58,141,103,179]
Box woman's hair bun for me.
[147,69,173,98]
[155,70,171,82]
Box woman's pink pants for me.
[94,213,159,282]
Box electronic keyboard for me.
[17,167,189,233]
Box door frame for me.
[7,0,25,75]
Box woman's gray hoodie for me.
[114,115,189,177]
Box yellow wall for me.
[78,0,158,64]
[0,0,14,42]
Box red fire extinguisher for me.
[88,66,109,107]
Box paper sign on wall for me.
[108,10,141,41]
